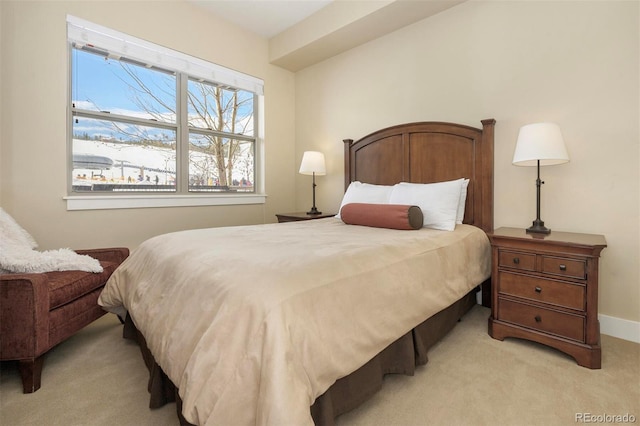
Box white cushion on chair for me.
[0,208,102,274]
[0,208,38,249]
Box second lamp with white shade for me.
[299,151,326,215]
[513,122,570,234]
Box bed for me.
[98,119,496,425]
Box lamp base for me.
[526,219,551,234]
[307,207,322,215]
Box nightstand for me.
[488,227,606,369]
[276,212,336,223]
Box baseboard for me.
[599,314,640,344]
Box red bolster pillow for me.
[340,203,423,230]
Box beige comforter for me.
[98,219,490,425]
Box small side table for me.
[488,227,606,369]
[276,212,336,223]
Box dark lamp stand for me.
[307,172,321,215]
[527,160,550,234]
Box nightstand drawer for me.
[498,299,585,342]
[498,250,536,271]
[498,272,585,311]
[541,256,586,279]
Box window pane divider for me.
[188,127,255,143]
[72,109,178,131]
[177,73,189,193]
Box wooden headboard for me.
[344,119,495,233]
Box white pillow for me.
[389,179,465,231]
[0,208,103,274]
[457,179,470,224]
[0,208,38,249]
[336,181,393,219]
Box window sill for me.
[64,193,267,211]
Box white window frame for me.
[64,15,266,211]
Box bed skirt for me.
[123,287,480,425]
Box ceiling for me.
[190,0,333,38]
[188,0,466,71]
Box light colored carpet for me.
[1,305,638,426]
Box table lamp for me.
[512,122,569,234]
[299,151,326,215]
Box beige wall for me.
[0,0,296,250]
[294,1,639,323]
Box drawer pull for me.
[513,258,520,265]
[535,315,542,323]
[559,264,567,271]
[534,286,542,293]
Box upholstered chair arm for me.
[74,247,130,265]
[0,274,50,360]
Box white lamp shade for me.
[512,122,570,167]
[299,151,326,175]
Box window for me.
[66,16,265,210]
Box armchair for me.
[0,247,129,393]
